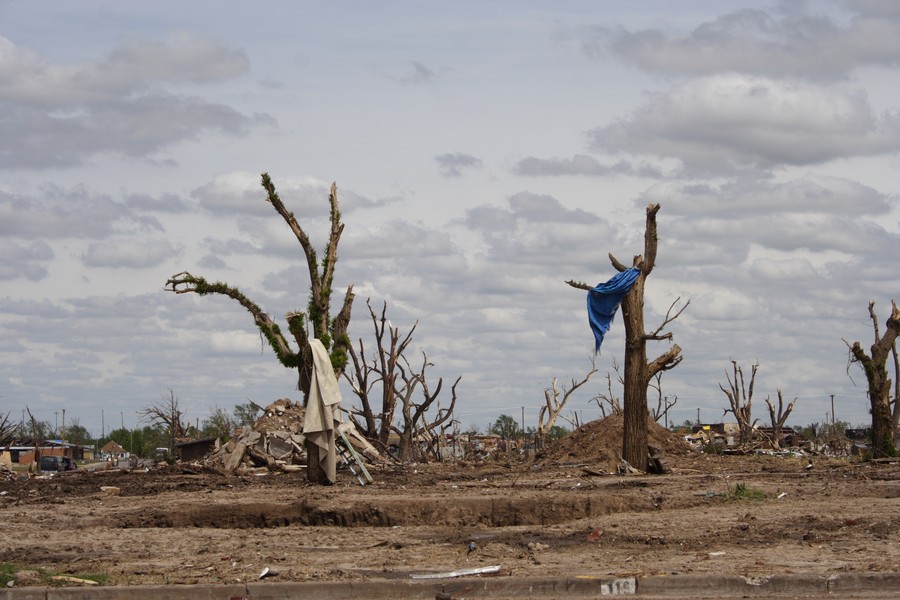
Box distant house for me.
[100,441,129,461]
[5,439,91,465]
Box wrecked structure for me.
[202,399,384,480]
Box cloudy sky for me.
[2,1,898,438]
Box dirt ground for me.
[1,419,898,588]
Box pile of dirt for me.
[543,414,694,471]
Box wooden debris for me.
[410,565,502,580]
[50,576,99,586]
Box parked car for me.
[39,456,77,472]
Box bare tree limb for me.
[720,360,760,444]
[538,357,597,439]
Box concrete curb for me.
[2,572,899,599]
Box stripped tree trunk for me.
[567,204,685,472]
[847,300,900,458]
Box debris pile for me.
[204,398,386,476]
[205,399,308,475]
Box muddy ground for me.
[1,422,898,587]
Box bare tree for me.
[345,299,415,453]
[139,388,188,453]
[649,371,678,428]
[719,360,760,445]
[392,349,459,461]
[845,300,900,457]
[0,411,18,445]
[166,174,354,483]
[567,204,686,471]
[345,299,460,461]
[764,390,797,449]
[538,358,597,443]
[591,359,623,418]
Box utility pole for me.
[696,407,700,425]
[830,394,836,433]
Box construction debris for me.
[202,399,386,479]
[410,565,502,580]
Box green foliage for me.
[0,563,108,587]
[97,425,166,458]
[546,424,570,440]
[727,482,765,501]
[202,407,235,441]
[232,403,261,427]
[105,428,132,452]
[864,433,899,460]
[24,419,52,440]
[490,414,521,440]
[63,421,92,446]
[0,563,15,586]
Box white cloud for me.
[435,152,483,177]
[588,75,900,174]
[0,240,53,280]
[584,5,900,79]
[82,239,183,269]
[0,34,261,169]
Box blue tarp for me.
[586,266,641,353]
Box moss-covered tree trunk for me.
[166,174,354,484]
[849,301,900,458]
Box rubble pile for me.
[205,399,308,475]
[204,398,387,476]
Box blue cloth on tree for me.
[586,267,641,353]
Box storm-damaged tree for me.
[845,300,900,458]
[166,174,354,482]
[344,299,459,461]
[567,204,687,472]
[719,360,760,445]
[649,371,678,429]
[764,390,797,450]
[538,357,597,446]
[591,360,623,419]
[139,388,188,454]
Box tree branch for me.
[647,344,682,379]
[645,297,691,341]
[165,271,298,367]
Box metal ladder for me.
[336,429,373,485]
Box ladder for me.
[336,429,373,485]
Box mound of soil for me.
[543,414,693,470]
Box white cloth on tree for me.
[302,338,342,483]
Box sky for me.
[1,0,899,439]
